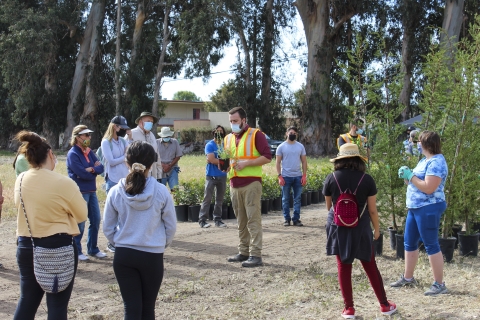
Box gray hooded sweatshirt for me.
[103,177,176,253]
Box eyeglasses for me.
[83,133,91,137]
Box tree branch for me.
[329,11,356,41]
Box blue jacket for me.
[67,145,104,193]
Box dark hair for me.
[212,125,226,137]
[13,146,24,170]
[14,131,51,169]
[125,141,156,195]
[286,126,298,133]
[333,157,366,172]
[419,131,441,155]
[228,106,247,119]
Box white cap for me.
[77,128,94,135]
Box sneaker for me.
[215,221,227,228]
[390,274,418,287]
[424,281,448,296]
[227,253,249,262]
[107,242,116,252]
[283,220,291,226]
[293,220,303,226]
[92,251,107,258]
[341,307,355,319]
[78,254,89,261]
[199,221,211,228]
[380,300,397,315]
[242,256,263,267]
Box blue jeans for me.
[282,176,302,222]
[74,192,101,255]
[404,201,446,255]
[105,176,117,194]
[161,166,179,190]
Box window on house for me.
[193,108,200,119]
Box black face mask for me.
[118,129,127,137]
[288,134,297,141]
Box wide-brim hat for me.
[159,126,175,137]
[330,143,368,163]
[135,112,159,124]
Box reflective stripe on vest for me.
[224,128,262,179]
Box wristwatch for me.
[278,173,282,177]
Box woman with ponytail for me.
[13,131,87,320]
[67,125,106,261]
[103,141,176,320]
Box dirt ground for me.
[1,202,480,320]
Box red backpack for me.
[332,172,367,228]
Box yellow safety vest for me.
[224,128,262,179]
[337,133,367,150]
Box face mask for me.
[356,129,363,135]
[143,121,153,131]
[288,134,297,141]
[81,138,91,148]
[117,129,127,137]
[231,123,241,133]
[163,137,171,142]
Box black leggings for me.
[113,247,164,320]
[14,235,78,320]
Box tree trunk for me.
[63,2,102,149]
[258,0,274,132]
[294,0,333,155]
[79,0,106,149]
[115,0,122,115]
[236,26,256,127]
[125,1,147,119]
[152,5,171,134]
[43,53,59,148]
[441,0,464,64]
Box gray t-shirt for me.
[276,141,306,177]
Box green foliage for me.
[261,174,280,200]
[173,91,202,102]
[179,127,214,144]
[420,17,480,236]
[306,165,332,191]
[206,80,241,112]
[178,179,205,206]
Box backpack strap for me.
[352,173,365,195]
[332,172,344,193]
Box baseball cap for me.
[111,116,130,129]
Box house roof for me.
[400,114,423,126]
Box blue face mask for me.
[356,129,363,135]
[143,121,153,131]
[163,137,171,142]
[231,123,241,133]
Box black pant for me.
[14,235,78,320]
[113,247,164,320]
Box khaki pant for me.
[230,181,263,257]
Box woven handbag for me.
[19,173,75,294]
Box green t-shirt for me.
[15,154,29,177]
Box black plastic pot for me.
[188,205,201,222]
[451,224,463,249]
[175,205,188,222]
[273,197,282,211]
[307,191,312,205]
[269,199,274,212]
[318,192,325,203]
[218,158,230,171]
[222,204,228,220]
[439,237,456,263]
[228,205,236,219]
[388,227,397,250]
[373,233,383,256]
[261,199,269,214]
[395,233,405,260]
[311,191,320,204]
[458,232,479,257]
[472,222,480,241]
[301,193,308,207]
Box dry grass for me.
[1,153,479,319]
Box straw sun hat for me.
[330,143,368,163]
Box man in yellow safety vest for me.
[337,120,369,160]
[223,107,272,267]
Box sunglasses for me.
[82,133,91,137]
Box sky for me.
[160,16,307,101]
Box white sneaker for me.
[78,254,89,261]
[93,251,107,258]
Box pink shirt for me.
[230,125,272,188]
